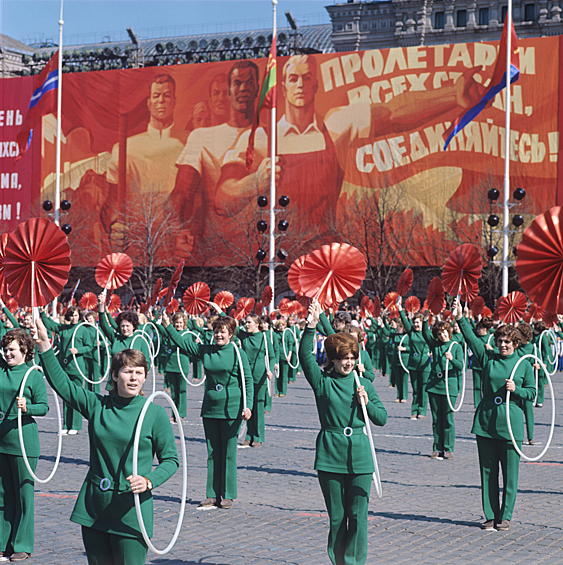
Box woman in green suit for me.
[35,318,179,565]
[456,301,535,531]
[300,301,387,565]
[161,310,253,510]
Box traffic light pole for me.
[268,0,277,312]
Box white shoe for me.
[61,429,68,435]
[68,430,78,435]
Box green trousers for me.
[246,382,266,443]
[318,471,372,565]
[166,372,187,418]
[537,375,546,404]
[472,368,482,408]
[368,345,379,371]
[428,392,455,453]
[391,365,408,400]
[190,357,202,380]
[203,417,242,500]
[86,358,101,393]
[82,526,147,565]
[410,369,429,416]
[265,377,272,411]
[523,399,534,441]
[0,454,37,555]
[277,362,289,395]
[64,371,83,431]
[476,435,521,521]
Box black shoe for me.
[496,520,510,531]
[481,519,495,530]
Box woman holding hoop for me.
[35,318,178,565]
[40,306,92,435]
[420,315,464,460]
[532,321,555,407]
[260,315,279,413]
[300,301,387,565]
[455,301,535,531]
[162,311,253,509]
[0,329,48,562]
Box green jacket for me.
[99,312,151,367]
[399,311,431,371]
[40,347,178,539]
[299,327,387,474]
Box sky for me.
[1,0,334,46]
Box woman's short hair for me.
[344,323,363,342]
[517,322,533,344]
[476,316,494,331]
[534,321,547,334]
[246,314,260,325]
[65,306,80,322]
[325,332,359,370]
[109,349,147,395]
[494,324,521,348]
[116,311,139,331]
[432,320,452,340]
[213,316,236,337]
[413,313,424,323]
[172,312,187,326]
[1,329,35,363]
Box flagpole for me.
[502,0,512,297]
[53,0,64,317]
[268,0,277,312]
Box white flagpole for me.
[52,0,64,318]
[501,0,512,297]
[268,0,277,312]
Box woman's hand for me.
[17,397,27,413]
[452,298,462,320]
[97,291,106,313]
[357,363,365,373]
[34,317,52,353]
[357,385,369,405]
[505,379,515,392]
[126,475,149,494]
[445,352,453,361]
[242,408,252,420]
[267,371,273,380]
[161,311,170,328]
[307,299,322,328]
[397,346,406,352]
[69,347,78,355]
[208,301,222,314]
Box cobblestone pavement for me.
[31,367,563,564]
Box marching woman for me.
[420,314,464,460]
[0,329,48,562]
[532,321,555,407]
[40,306,92,435]
[471,317,495,408]
[237,314,275,447]
[300,300,387,565]
[35,317,179,565]
[276,319,292,397]
[516,323,536,446]
[398,307,431,417]
[381,316,409,403]
[455,300,535,530]
[260,315,279,413]
[161,308,253,509]
[286,316,300,384]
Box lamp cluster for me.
[486,187,526,258]
[43,199,72,234]
[255,195,290,263]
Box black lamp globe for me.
[278,195,290,207]
[277,220,289,231]
[487,245,498,258]
[513,187,526,201]
[255,249,267,261]
[487,214,500,227]
[512,214,524,227]
[61,199,72,211]
[43,200,53,211]
[257,196,268,208]
[61,224,72,235]
[487,188,500,201]
[257,220,268,233]
[277,249,288,261]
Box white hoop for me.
[282,328,299,369]
[353,370,382,498]
[132,391,187,555]
[177,331,206,387]
[71,322,111,385]
[263,332,272,398]
[505,353,555,461]
[130,333,156,393]
[18,365,63,483]
[539,330,557,376]
[141,322,161,358]
[444,341,466,412]
[533,343,539,406]
[397,334,410,375]
[232,342,249,440]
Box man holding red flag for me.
[16,52,59,160]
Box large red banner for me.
[2,35,560,268]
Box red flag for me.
[16,51,59,160]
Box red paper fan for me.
[149,278,162,307]
[372,296,381,318]
[79,292,97,311]
[442,244,482,297]
[213,290,234,311]
[384,292,399,313]
[404,296,421,314]
[470,296,485,316]
[261,285,273,309]
[166,298,179,314]
[235,297,255,320]
[0,233,12,300]
[270,311,278,321]
[289,300,301,316]
[529,303,544,321]
[6,297,17,313]
[279,297,291,316]
[426,277,446,315]
[496,291,527,324]
[107,294,121,314]
[139,302,149,314]
[459,282,479,303]
[360,296,370,310]
[388,309,399,320]
[158,287,168,301]
[296,294,312,309]
[443,310,453,321]
[298,243,366,305]
[163,260,185,308]
[482,306,493,318]
[397,268,413,297]
[522,311,532,323]
[95,253,133,291]
[183,281,210,316]
[3,218,71,307]
[542,311,558,328]
[516,207,563,313]
[255,301,263,315]
[288,255,308,296]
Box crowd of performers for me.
[0,290,558,564]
